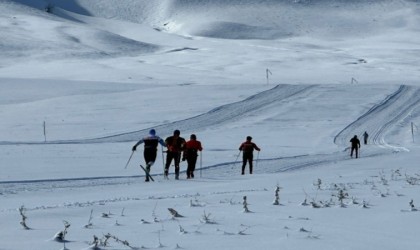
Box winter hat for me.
[190,134,196,140]
[149,129,156,136]
[174,129,180,135]
[246,136,252,141]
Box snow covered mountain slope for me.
[0,0,418,180]
[12,0,420,39]
[1,1,420,250]
[1,0,420,83]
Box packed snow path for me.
[0,84,315,144]
[1,84,419,188]
[245,84,420,175]
[335,85,420,152]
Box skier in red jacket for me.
[239,136,261,175]
[183,134,203,179]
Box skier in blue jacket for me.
[132,129,166,181]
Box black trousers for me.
[143,148,157,167]
[242,152,254,174]
[165,151,181,176]
[187,155,198,177]
[350,147,359,158]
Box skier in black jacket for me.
[164,129,186,180]
[363,131,369,145]
[350,135,361,158]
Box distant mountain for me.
[8,0,420,39]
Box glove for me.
[182,156,186,161]
[132,145,137,151]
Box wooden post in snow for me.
[266,68,272,84]
[43,121,47,142]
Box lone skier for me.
[132,129,166,182]
[350,135,361,158]
[239,136,261,175]
[183,134,203,179]
[165,129,186,180]
[363,131,369,145]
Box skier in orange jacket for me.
[183,134,203,179]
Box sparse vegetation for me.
[273,184,281,205]
[84,209,94,228]
[89,233,132,249]
[168,208,184,218]
[18,205,30,230]
[242,196,250,213]
[53,220,70,242]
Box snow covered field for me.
[1,0,420,249]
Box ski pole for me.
[256,151,260,168]
[161,145,166,174]
[200,151,203,178]
[124,151,135,169]
[234,150,241,167]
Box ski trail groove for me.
[2,85,420,189]
[334,85,420,152]
[207,84,420,176]
[0,84,315,145]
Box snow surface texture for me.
[1,0,420,249]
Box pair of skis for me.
[125,151,154,182]
[140,165,155,182]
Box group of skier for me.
[131,128,368,181]
[132,129,204,181]
[131,129,260,181]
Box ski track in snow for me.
[0,84,314,144]
[1,84,420,194]
[335,85,420,152]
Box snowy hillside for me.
[1,0,420,249]
[1,0,420,84]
